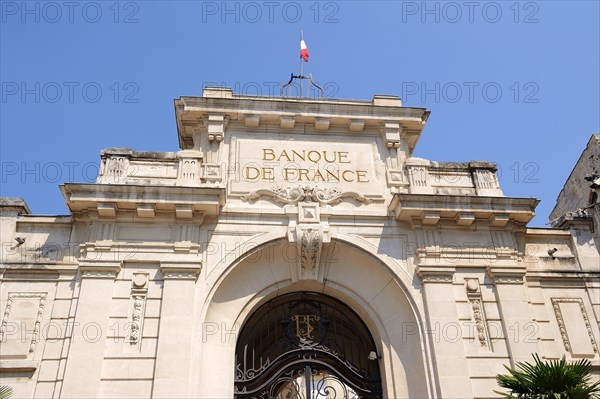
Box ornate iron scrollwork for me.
[234,293,382,398]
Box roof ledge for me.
[0,197,31,215]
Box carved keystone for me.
[288,225,331,283]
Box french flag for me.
[300,39,309,62]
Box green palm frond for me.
[0,385,13,399]
[495,354,600,399]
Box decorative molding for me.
[472,167,503,196]
[241,185,371,205]
[473,169,496,189]
[178,157,201,182]
[126,272,148,349]
[493,275,524,284]
[416,265,455,283]
[470,299,488,346]
[288,225,331,283]
[176,223,199,242]
[94,222,115,241]
[404,158,433,194]
[0,293,47,353]
[415,229,442,260]
[466,279,491,349]
[491,230,518,260]
[300,229,320,272]
[551,297,598,354]
[408,165,428,188]
[390,194,538,226]
[201,163,222,182]
[162,271,199,280]
[419,273,453,283]
[129,295,144,345]
[160,264,201,280]
[387,170,407,186]
[133,273,148,289]
[487,267,525,284]
[81,269,119,279]
[0,361,38,373]
[104,155,129,182]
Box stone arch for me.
[193,237,433,398]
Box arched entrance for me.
[234,292,383,398]
[196,237,431,398]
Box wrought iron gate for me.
[234,293,382,398]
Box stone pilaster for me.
[417,266,473,398]
[60,262,120,398]
[487,267,541,366]
[152,262,201,398]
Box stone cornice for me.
[551,213,594,229]
[0,361,38,373]
[175,94,430,153]
[60,183,225,220]
[1,263,77,278]
[525,227,572,237]
[390,194,539,227]
[525,270,598,287]
[15,215,73,224]
[0,197,31,215]
[177,96,429,122]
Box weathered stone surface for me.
[1,90,598,398]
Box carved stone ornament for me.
[288,225,331,283]
[418,273,453,284]
[300,229,320,273]
[466,279,491,349]
[0,293,47,353]
[130,296,144,344]
[241,185,371,205]
[127,272,148,349]
[551,297,598,354]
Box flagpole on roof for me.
[282,32,322,98]
[300,30,303,97]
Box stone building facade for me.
[1,88,599,398]
[550,134,600,251]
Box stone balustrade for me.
[97,148,221,186]
[405,157,503,196]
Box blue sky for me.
[1,0,598,226]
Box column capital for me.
[486,266,526,284]
[79,261,120,279]
[416,266,455,284]
[160,261,201,280]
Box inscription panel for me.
[230,137,385,199]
